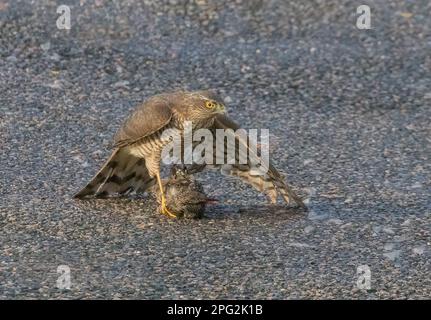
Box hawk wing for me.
[192,114,305,207]
[74,95,173,198]
[114,94,173,148]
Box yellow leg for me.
[156,172,177,218]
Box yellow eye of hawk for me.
[205,101,216,109]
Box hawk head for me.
[179,90,226,122]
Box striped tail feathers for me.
[223,165,278,203]
[222,165,305,207]
[211,115,305,207]
[271,175,305,208]
[73,148,155,198]
[267,164,305,208]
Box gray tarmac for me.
[0,0,430,299]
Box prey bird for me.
[74,90,304,217]
[153,166,214,219]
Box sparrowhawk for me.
[74,90,304,217]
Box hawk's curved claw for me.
[161,199,177,218]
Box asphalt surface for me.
[1,0,430,299]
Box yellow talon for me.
[156,172,177,218]
[161,197,177,218]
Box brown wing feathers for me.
[213,115,305,207]
[73,148,155,198]
[113,95,173,148]
[75,95,174,198]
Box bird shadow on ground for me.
[202,203,308,221]
[71,195,157,217]
[72,196,307,223]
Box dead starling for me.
[153,166,215,219]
